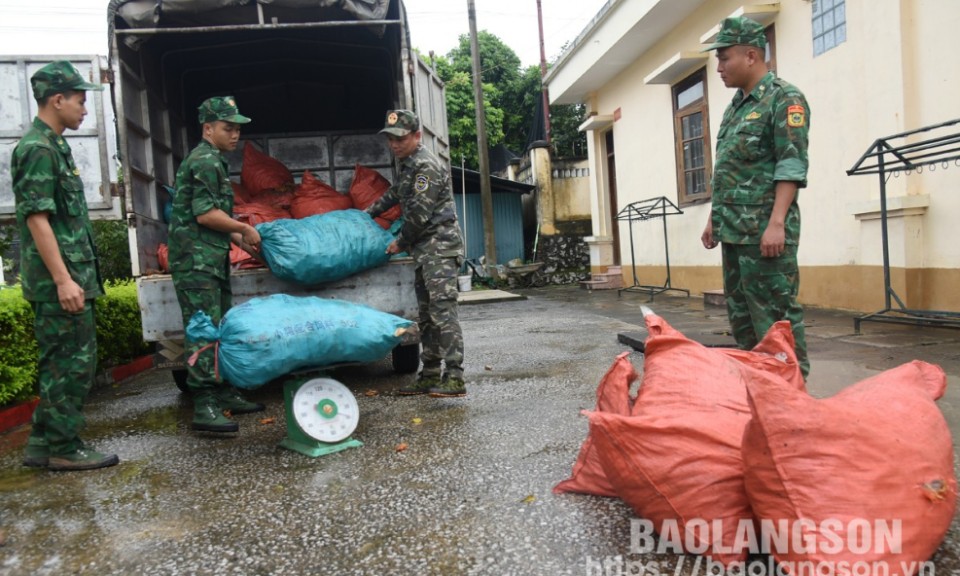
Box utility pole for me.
[467,0,497,266]
[536,0,552,144]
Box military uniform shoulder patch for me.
[414,174,429,192]
[787,105,806,128]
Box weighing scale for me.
[279,376,363,457]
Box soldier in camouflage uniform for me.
[168,96,264,432]
[12,61,119,470]
[366,110,467,397]
[701,17,810,378]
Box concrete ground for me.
[0,284,958,576]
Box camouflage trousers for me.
[172,273,232,395]
[722,243,809,378]
[29,300,97,456]
[415,254,464,380]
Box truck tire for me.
[172,369,190,394]
[391,343,420,374]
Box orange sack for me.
[588,313,805,566]
[553,351,638,497]
[241,143,294,196]
[234,202,292,227]
[290,170,353,219]
[742,360,956,575]
[349,164,401,228]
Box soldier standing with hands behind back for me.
[12,61,119,471]
[366,110,467,397]
[167,96,265,433]
[700,16,810,378]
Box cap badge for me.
[387,112,398,125]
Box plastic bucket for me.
[457,275,472,292]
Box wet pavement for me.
[1,285,959,576]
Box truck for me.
[0,0,450,389]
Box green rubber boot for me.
[217,387,265,414]
[192,394,239,433]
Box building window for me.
[812,0,846,56]
[765,25,777,73]
[672,69,711,206]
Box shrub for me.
[91,220,133,282]
[0,288,39,406]
[96,280,152,368]
[0,281,151,408]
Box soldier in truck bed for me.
[365,109,467,398]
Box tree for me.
[431,47,506,169]
[549,102,587,159]
[422,31,587,168]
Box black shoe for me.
[428,376,467,398]
[399,374,441,396]
[48,448,120,471]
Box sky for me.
[0,0,609,67]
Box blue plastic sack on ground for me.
[257,209,394,284]
[186,294,414,389]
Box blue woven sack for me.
[186,294,413,389]
[257,209,394,284]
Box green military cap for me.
[197,96,252,124]
[702,16,767,51]
[379,109,419,137]
[31,60,104,100]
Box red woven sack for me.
[553,351,638,497]
[349,164,401,222]
[234,201,292,226]
[742,360,956,575]
[241,144,294,196]
[157,243,169,273]
[589,313,805,565]
[231,181,253,206]
[290,170,353,219]
[229,243,262,270]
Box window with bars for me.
[673,69,711,205]
[812,0,846,56]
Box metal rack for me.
[847,117,960,333]
[616,196,690,301]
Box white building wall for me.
[563,0,960,310]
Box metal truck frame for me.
[106,0,449,384]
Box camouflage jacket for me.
[12,117,103,302]
[367,144,463,261]
[711,72,809,245]
[167,139,233,279]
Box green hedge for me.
[0,281,151,407]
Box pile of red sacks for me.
[158,143,401,272]
[556,311,955,574]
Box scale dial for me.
[291,378,359,443]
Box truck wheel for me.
[172,369,190,394]
[391,343,420,374]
